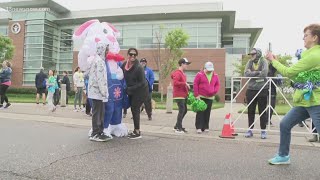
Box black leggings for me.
[0,84,9,105]
[246,89,268,130]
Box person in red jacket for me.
[193,62,220,133]
[171,58,191,133]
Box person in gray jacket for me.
[244,48,269,139]
[88,42,110,142]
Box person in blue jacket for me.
[140,58,155,120]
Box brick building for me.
[0,0,262,102]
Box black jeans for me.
[246,89,268,130]
[143,92,152,117]
[53,89,60,106]
[0,84,9,105]
[195,98,213,131]
[175,99,188,129]
[86,98,91,114]
[91,99,105,136]
[129,93,148,130]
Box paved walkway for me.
[1,103,319,148]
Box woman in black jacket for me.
[122,48,149,139]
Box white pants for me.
[47,91,55,110]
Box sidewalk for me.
[1,103,319,147]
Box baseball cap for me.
[204,62,214,71]
[140,58,147,63]
[178,58,191,66]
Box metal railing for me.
[230,77,316,135]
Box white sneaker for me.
[196,129,202,134]
[204,129,210,133]
[73,108,78,112]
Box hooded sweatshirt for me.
[244,48,269,90]
[171,69,188,98]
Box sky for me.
[1,0,320,56]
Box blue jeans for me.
[279,106,320,156]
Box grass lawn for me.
[7,93,225,109]
[7,94,75,104]
[156,101,225,110]
[238,104,292,115]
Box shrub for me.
[7,87,36,94]
[214,95,220,102]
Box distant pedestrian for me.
[53,70,60,106]
[73,67,84,112]
[35,67,48,105]
[47,70,58,112]
[140,58,155,120]
[0,60,12,109]
[61,71,71,104]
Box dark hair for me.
[74,67,80,73]
[127,48,138,56]
[304,24,320,44]
[63,71,68,75]
[53,70,57,76]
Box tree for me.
[0,35,14,63]
[162,28,189,80]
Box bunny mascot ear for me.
[73,19,107,71]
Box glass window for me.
[25,36,43,44]
[59,63,73,71]
[60,52,73,59]
[25,48,42,57]
[27,12,45,20]
[198,22,217,27]
[26,32,44,37]
[27,24,44,32]
[26,20,45,25]
[198,27,216,37]
[23,73,37,81]
[184,27,197,36]
[12,12,28,20]
[23,61,42,68]
[0,27,8,36]
[198,36,217,48]
[122,38,136,47]
[25,44,42,48]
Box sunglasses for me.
[128,53,137,57]
[249,53,257,56]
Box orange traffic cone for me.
[219,113,235,139]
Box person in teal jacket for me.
[47,70,58,112]
[266,24,320,165]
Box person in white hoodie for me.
[88,42,110,142]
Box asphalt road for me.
[0,118,320,180]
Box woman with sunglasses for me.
[121,48,149,139]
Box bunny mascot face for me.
[74,19,128,137]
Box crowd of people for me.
[2,21,319,166]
